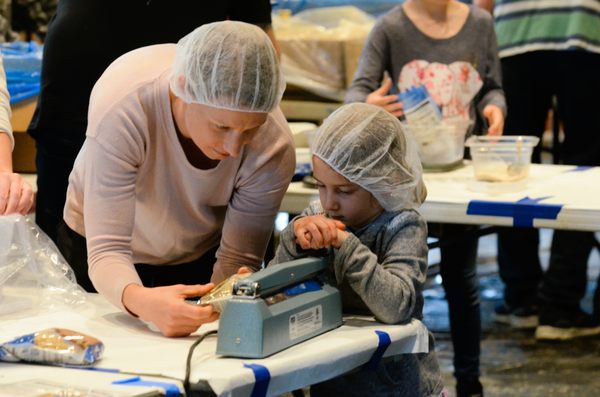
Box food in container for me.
[465,135,540,182]
[407,118,472,171]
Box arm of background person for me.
[344,20,391,104]
[0,56,34,215]
[474,0,495,13]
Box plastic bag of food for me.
[194,273,251,312]
[0,328,104,365]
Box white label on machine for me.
[289,304,323,340]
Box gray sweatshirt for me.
[346,4,506,129]
[269,201,443,396]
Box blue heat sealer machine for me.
[216,257,343,358]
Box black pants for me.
[496,51,600,316]
[34,135,84,244]
[56,220,217,292]
[429,223,481,381]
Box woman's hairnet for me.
[170,21,285,113]
[312,103,426,211]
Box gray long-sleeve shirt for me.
[346,4,506,130]
[269,201,443,396]
[272,201,428,323]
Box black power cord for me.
[184,330,218,394]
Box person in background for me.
[56,21,295,337]
[476,0,600,341]
[270,102,444,397]
[345,0,506,395]
[28,0,280,244]
[0,55,34,215]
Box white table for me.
[0,292,429,397]
[281,163,600,232]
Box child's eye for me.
[215,124,229,130]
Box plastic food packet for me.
[0,328,104,365]
[399,85,442,125]
[195,273,252,312]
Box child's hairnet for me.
[170,21,285,113]
[312,103,426,211]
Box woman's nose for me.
[224,132,246,157]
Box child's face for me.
[312,156,384,229]
[173,99,267,160]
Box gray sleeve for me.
[268,203,323,266]
[332,212,428,324]
[476,20,506,117]
[344,20,390,104]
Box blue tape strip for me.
[467,196,563,227]
[112,376,181,396]
[244,363,271,397]
[567,166,593,172]
[364,330,391,370]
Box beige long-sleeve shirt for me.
[0,56,13,149]
[64,44,295,310]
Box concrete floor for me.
[424,230,600,396]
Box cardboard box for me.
[10,97,37,173]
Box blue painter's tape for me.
[112,377,181,396]
[467,196,563,227]
[364,330,391,370]
[244,363,271,397]
[567,166,593,172]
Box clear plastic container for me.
[407,118,472,171]
[465,135,540,182]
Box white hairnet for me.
[170,20,285,113]
[312,103,426,211]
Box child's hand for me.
[366,78,404,117]
[483,105,504,136]
[294,215,346,250]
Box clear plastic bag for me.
[0,215,86,320]
[273,6,375,100]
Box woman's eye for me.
[215,125,228,130]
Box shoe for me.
[456,377,483,397]
[535,310,600,341]
[493,302,539,329]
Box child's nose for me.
[323,194,339,211]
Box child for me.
[346,1,507,395]
[270,102,444,397]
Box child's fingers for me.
[333,220,346,230]
[384,101,404,117]
[295,230,312,249]
[305,222,325,248]
[374,77,393,94]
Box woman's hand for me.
[122,283,219,337]
[294,215,346,250]
[0,172,34,215]
[483,105,504,136]
[366,78,404,117]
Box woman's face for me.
[174,100,268,160]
